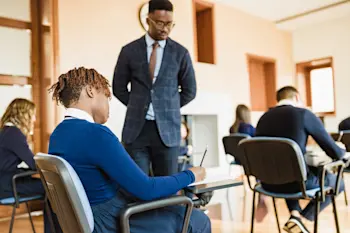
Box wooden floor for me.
[1,175,350,233]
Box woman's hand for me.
[188,167,206,183]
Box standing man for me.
[113,0,196,176]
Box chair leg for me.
[272,198,281,233]
[314,196,320,233]
[342,173,348,206]
[26,202,36,233]
[9,205,16,233]
[251,191,256,233]
[240,166,247,197]
[45,200,57,233]
[332,195,340,233]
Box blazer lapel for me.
[138,36,153,88]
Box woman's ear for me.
[86,86,94,98]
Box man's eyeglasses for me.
[148,18,175,29]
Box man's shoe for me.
[282,216,310,233]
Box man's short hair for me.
[149,0,173,13]
[276,86,299,102]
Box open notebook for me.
[188,174,240,187]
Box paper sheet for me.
[188,174,239,187]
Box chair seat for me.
[254,184,330,199]
[0,195,44,205]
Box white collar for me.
[145,33,166,48]
[65,108,94,123]
[4,122,14,127]
[277,99,298,107]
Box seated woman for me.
[48,67,211,233]
[229,104,255,136]
[0,98,59,233]
[229,104,267,222]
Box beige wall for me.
[58,0,293,167]
[293,16,350,132]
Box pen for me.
[200,145,208,167]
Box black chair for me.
[340,130,350,156]
[0,171,45,233]
[223,133,250,172]
[330,131,349,205]
[238,137,344,233]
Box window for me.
[193,0,215,64]
[0,0,59,153]
[310,67,335,113]
[296,57,335,115]
[247,54,277,111]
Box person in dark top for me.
[339,116,350,131]
[229,104,255,137]
[48,67,210,233]
[255,86,346,233]
[0,98,60,233]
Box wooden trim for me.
[51,0,61,125]
[192,0,216,64]
[246,53,276,63]
[0,16,50,32]
[211,4,217,65]
[246,54,277,111]
[0,16,31,30]
[0,74,32,86]
[295,57,336,116]
[275,0,350,24]
[31,0,45,154]
[192,0,198,62]
[193,0,213,8]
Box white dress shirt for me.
[145,33,166,120]
[65,108,94,123]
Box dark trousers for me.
[125,121,179,176]
[263,172,345,221]
[0,173,62,233]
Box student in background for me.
[0,98,60,233]
[230,104,255,136]
[48,67,210,233]
[255,86,345,233]
[339,116,350,131]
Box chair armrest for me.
[319,160,345,202]
[120,196,193,233]
[12,171,38,207]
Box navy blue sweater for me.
[48,119,195,205]
[0,126,36,172]
[256,105,345,161]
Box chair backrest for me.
[34,153,94,233]
[340,130,350,152]
[330,132,340,141]
[222,133,250,163]
[238,137,307,186]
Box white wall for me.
[57,0,294,168]
[293,16,350,131]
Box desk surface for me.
[185,179,243,194]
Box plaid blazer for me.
[113,36,196,147]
